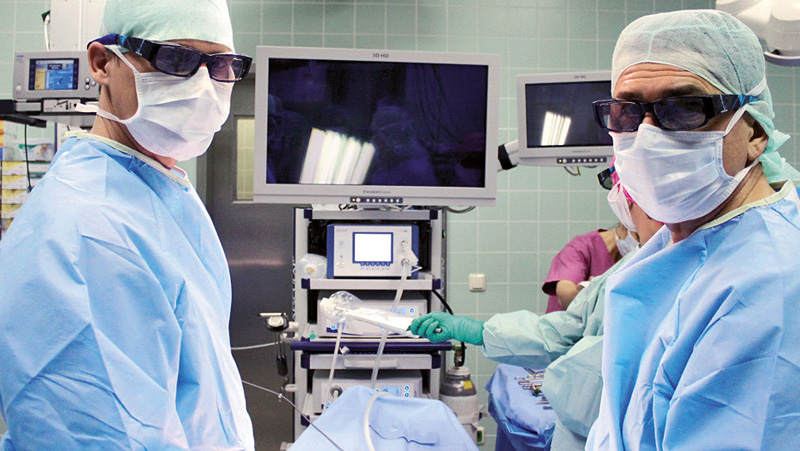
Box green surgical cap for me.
[612,9,800,184]
[100,0,235,51]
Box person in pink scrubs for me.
[542,224,632,312]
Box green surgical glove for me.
[407,312,484,345]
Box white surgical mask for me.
[607,182,637,233]
[615,228,638,256]
[612,107,755,224]
[89,46,232,161]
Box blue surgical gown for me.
[588,181,800,450]
[0,134,254,450]
[481,251,638,451]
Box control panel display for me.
[13,51,99,100]
[353,232,392,265]
[327,224,419,278]
[29,59,79,91]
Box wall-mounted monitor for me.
[253,46,500,207]
[516,71,612,167]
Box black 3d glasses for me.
[93,34,252,82]
[592,94,758,133]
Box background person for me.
[367,103,439,186]
[409,174,662,451]
[588,9,800,450]
[542,222,635,312]
[0,0,255,449]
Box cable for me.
[322,322,345,412]
[275,331,288,376]
[429,289,466,365]
[42,11,51,51]
[430,289,454,315]
[24,125,32,192]
[230,342,279,351]
[563,166,581,176]
[370,259,410,388]
[445,206,475,214]
[363,391,390,451]
[242,380,346,451]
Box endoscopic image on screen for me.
[265,59,489,188]
[524,81,612,148]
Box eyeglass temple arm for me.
[715,94,758,113]
[88,33,118,48]
[117,36,158,60]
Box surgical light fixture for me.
[717,0,800,66]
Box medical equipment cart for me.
[289,207,450,439]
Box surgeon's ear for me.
[87,42,114,86]
[745,115,769,162]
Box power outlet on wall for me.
[469,273,486,292]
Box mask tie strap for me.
[746,77,767,97]
[735,77,767,135]
[80,46,140,124]
[106,45,140,75]
[75,101,128,124]
[723,106,749,135]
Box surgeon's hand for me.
[408,312,484,345]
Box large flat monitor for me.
[253,46,500,207]
[516,71,612,167]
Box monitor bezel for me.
[516,71,613,167]
[253,46,500,207]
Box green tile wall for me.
[4,0,800,448]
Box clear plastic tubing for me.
[370,261,409,388]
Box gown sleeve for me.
[482,284,594,368]
[0,205,189,450]
[481,249,625,369]
[542,335,604,438]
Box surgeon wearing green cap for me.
[0,0,255,449]
[585,9,800,450]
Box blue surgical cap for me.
[101,0,235,51]
[611,9,800,184]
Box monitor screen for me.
[253,47,500,207]
[516,72,613,167]
[353,232,392,263]
[29,58,79,91]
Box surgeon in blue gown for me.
[0,0,255,449]
[410,175,663,451]
[586,10,800,450]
